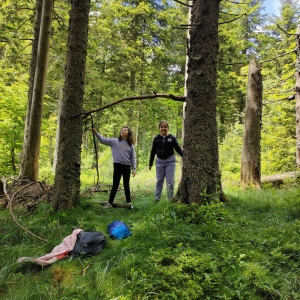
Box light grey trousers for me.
[155,155,176,200]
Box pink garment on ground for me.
[17,229,82,267]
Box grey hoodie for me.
[95,133,136,170]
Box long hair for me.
[118,126,134,146]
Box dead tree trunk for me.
[240,59,263,189]
[20,0,43,179]
[20,0,53,181]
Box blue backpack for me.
[108,220,132,240]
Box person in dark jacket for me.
[149,120,183,201]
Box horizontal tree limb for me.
[77,92,186,119]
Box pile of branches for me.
[0,177,52,211]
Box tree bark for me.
[295,25,300,167]
[19,0,47,180]
[176,0,226,204]
[240,59,262,189]
[51,0,90,211]
[179,2,192,183]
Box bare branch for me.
[220,11,242,17]
[220,50,296,66]
[78,93,186,119]
[177,23,201,28]
[263,90,296,104]
[172,0,192,7]
[276,23,297,36]
[219,14,247,25]
[264,97,294,104]
[218,61,245,65]
[261,49,296,64]
[265,88,295,95]
[225,0,252,4]
[16,17,32,32]
[53,10,67,30]
[173,26,191,30]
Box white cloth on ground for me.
[17,229,82,266]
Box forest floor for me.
[0,171,300,300]
[1,182,300,299]
[2,170,298,211]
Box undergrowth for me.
[1,179,300,299]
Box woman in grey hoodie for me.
[91,126,136,208]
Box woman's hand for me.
[91,128,97,134]
[132,170,136,177]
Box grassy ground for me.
[1,172,300,299]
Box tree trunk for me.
[10,148,16,173]
[135,101,141,168]
[53,88,65,174]
[295,25,300,167]
[19,0,45,180]
[49,135,53,165]
[51,0,90,211]
[176,0,226,204]
[240,59,262,189]
[179,2,191,183]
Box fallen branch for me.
[73,264,90,276]
[261,172,300,186]
[2,177,47,242]
[75,92,186,120]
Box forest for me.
[1,0,300,299]
[1,0,299,195]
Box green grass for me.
[1,174,300,299]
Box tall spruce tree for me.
[51,0,90,210]
[177,0,227,204]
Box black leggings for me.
[108,163,131,204]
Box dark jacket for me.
[149,134,183,167]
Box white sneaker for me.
[128,203,133,209]
[103,203,112,208]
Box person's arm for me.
[148,139,156,170]
[172,136,183,157]
[130,146,137,177]
[91,128,113,146]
